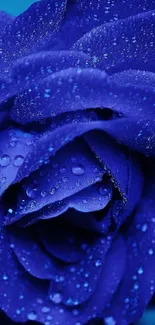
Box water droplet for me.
[0,154,11,167]
[13,155,24,167]
[27,311,37,320]
[72,164,85,176]
[142,223,148,232]
[49,188,56,195]
[138,267,143,275]
[8,208,13,214]
[99,186,108,196]
[105,317,116,325]
[60,167,66,174]
[41,190,47,198]
[62,176,68,183]
[134,283,139,290]
[49,293,62,304]
[48,146,54,152]
[95,259,101,267]
[16,309,21,315]
[72,309,79,316]
[42,306,50,313]
[148,248,154,255]
[1,176,6,184]
[84,281,89,288]
[3,274,8,280]
[26,139,33,146]
[26,185,38,199]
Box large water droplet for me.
[0,154,11,167]
[72,164,85,176]
[26,185,38,199]
[27,311,37,320]
[13,155,24,167]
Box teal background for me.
[0,0,154,324]
[0,0,38,16]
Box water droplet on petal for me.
[148,248,154,255]
[41,190,47,198]
[27,311,37,320]
[137,267,143,275]
[49,293,62,304]
[13,155,24,167]
[0,154,11,167]
[16,309,21,315]
[95,259,101,267]
[99,186,108,196]
[42,306,50,313]
[105,317,116,325]
[141,223,148,232]
[72,164,85,176]
[3,274,8,280]
[26,185,38,199]
[8,208,13,214]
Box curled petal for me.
[72,10,155,73]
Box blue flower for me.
[0,1,155,324]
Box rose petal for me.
[103,169,155,324]
[38,219,90,263]
[11,67,155,123]
[49,235,112,306]
[1,0,67,68]
[0,11,14,31]
[13,139,105,216]
[48,0,155,49]
[72,10,155,73]
[10,227,57,279]
[85,131,143,205]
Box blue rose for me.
[0,1,155,325]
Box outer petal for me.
[0,11,14,31]
[1,0,67,68]
[103,169,155,325]
[11,67,155,123]
[72,10,155,73]
[48,0,155,49]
